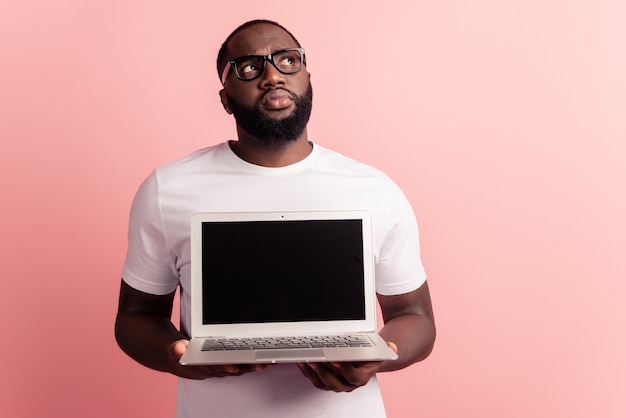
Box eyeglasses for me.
[221,48,306,85]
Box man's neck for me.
[230,132,312,167]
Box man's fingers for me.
[388,341,398,353]
[297,363,326,390]
[297,362,362,392]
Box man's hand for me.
[169,339,273,380]
[115,281,274,380]
[296,342,398,392]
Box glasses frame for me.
[220,48,306,85]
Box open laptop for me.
[179,210,398,365]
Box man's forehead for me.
[227,24,299,58]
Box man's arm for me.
[115,279,268,379]
[377,280,436,371]
[297,281,435,391]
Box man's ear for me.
[219,89,232,114]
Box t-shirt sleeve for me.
[121,171,180,295]
[374,181,427,296]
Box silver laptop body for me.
[179,210,398,365]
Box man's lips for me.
[261,89,294,110]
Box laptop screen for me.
[200,219,366,325]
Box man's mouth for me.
[261,89,294,110]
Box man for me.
[116,19,436,417]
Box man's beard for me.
[227,83,313,146]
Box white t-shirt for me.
[122,142,427,418]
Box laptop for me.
[179,210,398,365]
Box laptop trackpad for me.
[254,349,326,361]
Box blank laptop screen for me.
[201,219,366,325]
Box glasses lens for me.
[271,49,303,74]
[234,56,265,81]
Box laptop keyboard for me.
[201,335,373,351]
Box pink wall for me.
[1,1,624,417]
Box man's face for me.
[220,24,312,145]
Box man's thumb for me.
[170,339,189,360]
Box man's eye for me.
[278,56,296,67]
[240,63,258,74]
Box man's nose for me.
[259,60,285,87]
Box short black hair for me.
[216,19,302,82]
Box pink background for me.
[1,1,624,417]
